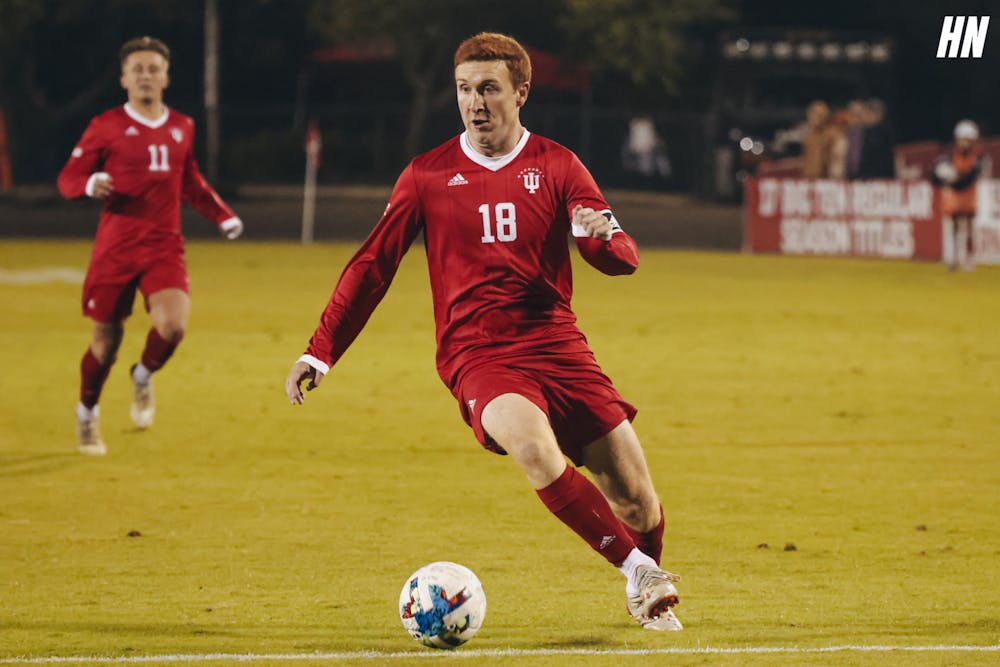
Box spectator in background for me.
[621,116,672,186]
[844,100,868,180]
[801,100,833,178]
[827,108,849,179]
[857,98,895,179]
[932,119,983,271]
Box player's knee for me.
[504,436,564,485]
[157,324,186,344]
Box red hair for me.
[454,32,531,87]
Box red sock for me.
[80,348,114,409]
[140,328,182,372]
[621,504,664,564]
[536,466,636,566]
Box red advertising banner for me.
[743,177,943,260]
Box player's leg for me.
[77,274,137,455]
[76,320,124,455]
[582,420,663,561]
[582,420,682,630]
[479,393,637,564]
[959,215,975,271]
[955,216,970,271]
[129,287,190,428]
[944,215,958,271]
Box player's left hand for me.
[220,217,244,240]
[572,205,612,241]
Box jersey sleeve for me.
[57,117,106,199]
[562,152,640,275]
[181,121,236,224]
[304,164,424,369]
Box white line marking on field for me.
[2,645,999,664]
[0,268,85,285]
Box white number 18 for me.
[479,202,517,243]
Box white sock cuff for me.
[619,547,657,597]
[77,402,99,421]
[132,362,152,385]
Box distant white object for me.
[934,161,958,184]
[954,119,979,140]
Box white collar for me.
[460,129,531,171]
[124,103,170,129]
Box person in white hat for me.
[932,120,983,271]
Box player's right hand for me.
[286,360,325,404]
[90,173,114,199]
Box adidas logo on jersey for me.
[125,126,139,136]
[447,173,469,186]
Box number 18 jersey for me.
[306,130,640,388]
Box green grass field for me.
[2,240,999,666]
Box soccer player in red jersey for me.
[58,37,243,455]
[284,33,681,630]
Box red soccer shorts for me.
[82,252,189,323]
[452,352,637,466]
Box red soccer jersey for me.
[57,104,235,265]
[305,130,640,388]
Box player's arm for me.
[573,208,640,276]
[563,153,639,275]
[57,118,113,199]
[180,123,243,239]
[286,165,424,404]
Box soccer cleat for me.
[76,412,107,456]
[627,564,682,631]
[129,364,155,429]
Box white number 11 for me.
[148,144,169,172]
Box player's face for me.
[455,60,529,156]
[120,51,169,106]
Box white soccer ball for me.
[399,561,486,649]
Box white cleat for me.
[130,365,155,429]
[76,412,107,456]
[627,564,682,631]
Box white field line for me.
[2,645,1000,664]
[0,268,85,285]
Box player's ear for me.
[516,81,530,108]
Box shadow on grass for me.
[0,452,79,478]
[0,619,334,641]
[542,636,613,648]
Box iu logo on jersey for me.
[518,167,543,194]
[170,128,184,144]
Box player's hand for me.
[572,205,612,241]
[90,173,114,199]
[286,360,324,404]
[220,217,244,240]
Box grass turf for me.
[1,240,998,665]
